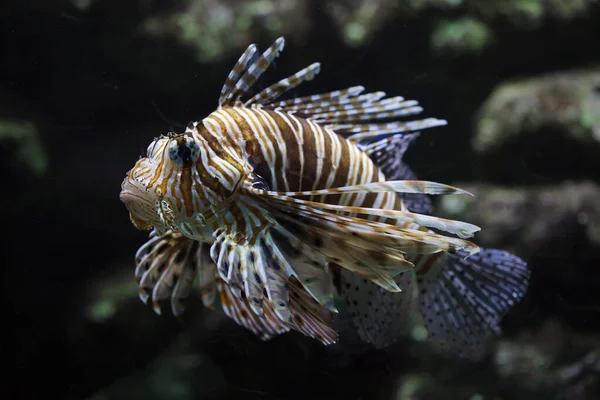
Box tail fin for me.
[417,249,530,356]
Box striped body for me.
[203,106,397,215]
[198,106,447,272]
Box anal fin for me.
[339,270,420,349]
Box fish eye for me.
[168,136,200,168]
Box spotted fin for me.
[338,270,420,349]
[417,249,529,356]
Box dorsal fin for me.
[217,37,447,153]
[218,44,258,107]
[245,62,321,106]
[221,37,285,106]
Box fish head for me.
[120,134,175,231]
[120,127,246,234]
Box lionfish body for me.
[120,37,529,354]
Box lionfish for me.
[120,37,529,354]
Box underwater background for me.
[3,0,600,399]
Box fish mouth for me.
[120,175,160,230]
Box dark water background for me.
[3,1,600,399]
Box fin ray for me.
[260,193,480,238]
[271,85,365,108]
[226,37,285,105]
[134,230,199,316]
[418,249,529,356]
[250,180,473,198]
[217,278,290,340]
[218,44,258,106]
[245,62,321,106]
[197,243,218,309]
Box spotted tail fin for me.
[417,249,530,356]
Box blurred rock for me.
[88,335,227,400]
[325,0,396,47]
[70,0,97,11]
[494,320,600,399]
[473,68,600,154]
[0,119,46,176]
[82,266,141,323]
[438,181,600,254]
[475,0,596,26]
[136,0,600,59]
[415,0,598,55]
[556,350,600,400]
[495,320,565,386]
[393,320,600,399]
[141,0,310,61]
[431,17,493,55]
